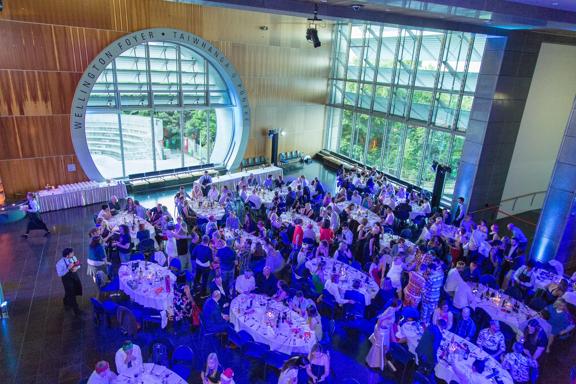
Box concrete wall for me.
[500,42,576,215]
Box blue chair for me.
[90,297,118,327]
[169,258,182,273]
[389,342,415,383]
[171,345,195,380]
[243,341,270,360]
[130,252,145,261]
[228,329,254,349]
[149,338,173,367]
[479,274,499,290]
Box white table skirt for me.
[230,294,316,355]
[118,261,175,313]
[435,331,514,384]
[37,181,127,212]
[195,166,283,191]
[115,363,186,384]
[305,257,379,305]
[469,283,552,337]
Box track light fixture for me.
[306,3,322,48]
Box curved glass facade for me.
[325,23,487,199]
[86,41,232,179]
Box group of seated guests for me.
[86,166,574,384]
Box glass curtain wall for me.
[86,41,231,179]
[325,23,487,199]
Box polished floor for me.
[0,163,573,383]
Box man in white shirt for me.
[396,318,424,356]
[452,279,476,309]
[324,274,352,305]
[350,190,362,206]
[115,341,143,375]
[235,269,256,294]
[56,247,83,316]
[444,262,465,296]
[247,190,263,210]
[97,204,112,221]
[87,361,117,384]
[340,222,354,247]
[22,192,50,238]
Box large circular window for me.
[71,28,250,181]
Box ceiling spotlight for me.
[306,4,322,48]
[306,27,321,48]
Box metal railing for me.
[469,190,547,226]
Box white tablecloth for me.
[119,261,175,314]
[189,198,226,220]
[108,212,158,247]
[380,233,416,250]
[37,181,127,212]
[280,212,320,240]
[115,363,186,384]
[435,331,514,384]
[196,166,283,191]
[469,283,552,337]
[533,268,571,291]
[305,257,379,305]
[336,202,381,227]
[222,228,266,251]
[230,293,316,355]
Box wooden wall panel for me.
[0,0,331,197]
[0,70,81,116]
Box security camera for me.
[351,4,363,11]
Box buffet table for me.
[435,331,514,384]
[195,166,283,191]
[37,181,127,212]
[116,363,186,384]
[469,283,552,337]
[118,261,175,325]
[305,257,379,305]
[229,293,316,355]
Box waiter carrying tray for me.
[21,192,50,238]
[56,248,84,317]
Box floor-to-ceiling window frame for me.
[325,22,487,200]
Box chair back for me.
[150,339,173,367]
[90,297,105,314]
[400,228,413,240]
[173,345,195,363]
[169,258,182,273]
[138,238,155,254]
[479,274,499,290]
[116,305,139,336]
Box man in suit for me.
[256,266,278,296]
[201,290,233,334]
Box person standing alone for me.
[56,248,83,316]
[21,192,50,238]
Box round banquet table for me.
[115,363,186,384]
[246,187,286,207]
[335,202,381,227]
[380,233,416,250]
[533,268,573,291]
[229,293,317,355]
[108,212,158,248]
[280,212,320,239]
[118,261,175,314]
[305,257,379,305]
[469,283,552,337]
[222,228,266,251]
[188,198,226,220]
[435,331,514,384]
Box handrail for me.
[469,190,547,227]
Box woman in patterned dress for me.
[172,273,193,327]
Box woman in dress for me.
[125,197,136,214]
[315,240,330,259]
[366,298,401,370]
[432,300,453,331]
[306,305,323,342]
[114,224,132,263]
[192,184,204,200]
[201,353,222,384]
[543,298,575,353]
[172,273,193,329]
[164,222,189,264]
[319,219,334,245]
[386,255,404,297]
[306,343,331,383]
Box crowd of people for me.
[57,166,575,384]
